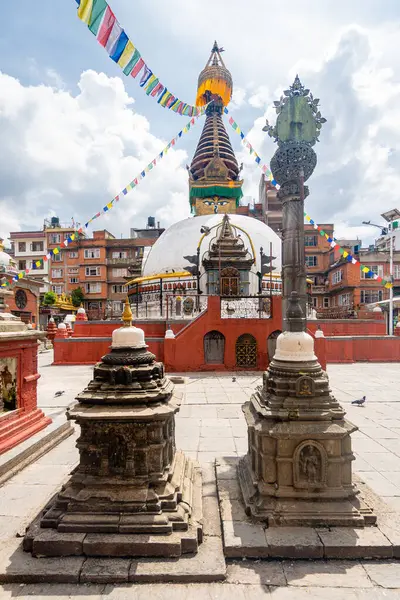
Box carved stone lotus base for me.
[238,356,376,528]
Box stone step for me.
[0,416,73,486]
[0,409,47,445]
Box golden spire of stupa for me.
[122,297,133,327]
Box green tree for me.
[43,291,57,306]
[71,287,85,307]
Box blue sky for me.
[1,0,400,242]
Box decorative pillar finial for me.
[122,297,133,327]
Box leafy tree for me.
[43,291,57,306]
[71,287,85,307]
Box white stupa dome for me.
[142,214,281,277]
[0,239,17,275]
[112,325,146,349]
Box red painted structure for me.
[0,330,51,454]
[53,294,393,370]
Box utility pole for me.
[381,209,400,336]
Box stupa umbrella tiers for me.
[195,41,233,108]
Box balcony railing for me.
[312,285,327,294]
[106,257,142,265]
[220,296,272,319]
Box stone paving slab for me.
[216,457,395,560]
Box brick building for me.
[9,230,49,295]
[304,223,399,316]
[48,229,162,320]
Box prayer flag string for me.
[1,111,205,288]
[303,212,393,289]
[223,107,279,187]
[74,0,200,116]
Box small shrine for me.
[0,243,50,454]
[25,298,203,557]
[203,214,254,295]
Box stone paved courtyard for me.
[1,352,400,597]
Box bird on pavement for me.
[351,396,366,406]
[54,390,65,397]
[232,377,236,382]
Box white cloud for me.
[0,70,191,241]
[233,25,400,247]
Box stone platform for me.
[216,457,400,559]
[0,465,225,584]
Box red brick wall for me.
[308,320,386,336]
[325,336,400,363]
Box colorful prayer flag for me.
[78,0,93,24]
[139,65,152,87]
[88,0,108,35]
[110,30,128,62]
[97,5,116,46]
[105,20,122,55]
[131,57,145,78]
[118,40,135,69]
[123,48,141,75]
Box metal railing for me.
[220,296,272,319]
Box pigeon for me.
[54,390,65,397]
[232,377,236,382]
[351,396,366,406]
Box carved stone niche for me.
[294,440,327,490]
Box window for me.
[31,241,44,252]
[112,268,128,277]
[51,268,63,278]
[51,285,63,294]
[85,282,101,294]
[305,255,318,267]
[52,253,62,262]
[332,270,343,285]
[18,260,26,270]
[50,234,61,244]
[68,251,78,258]
[112,301,123,313]
[305,235,317,247]
[112,251,127,259]
[18,242,26,252]
[360,290,383,304]
[68,267,79,274]
[323,297,330,308]
[329,252,335,265]
[361,265,383,279]
[394,265,400,280]
[112,284,128,294]
[339,293,351,306]
[312,297,317,307]
[84,248,100,259]
[85,266,100,277]
[69,277,79,284]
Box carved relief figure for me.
[299,444,321,485]
[296,375,314,397]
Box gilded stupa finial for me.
[122,297,133,327]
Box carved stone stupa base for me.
[24,301,203,558]
[238,329,376,528]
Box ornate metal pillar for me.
[265,77,321,329]
[237,77,376,528]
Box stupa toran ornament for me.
[24,298,203,557]
[238,77,376,527]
